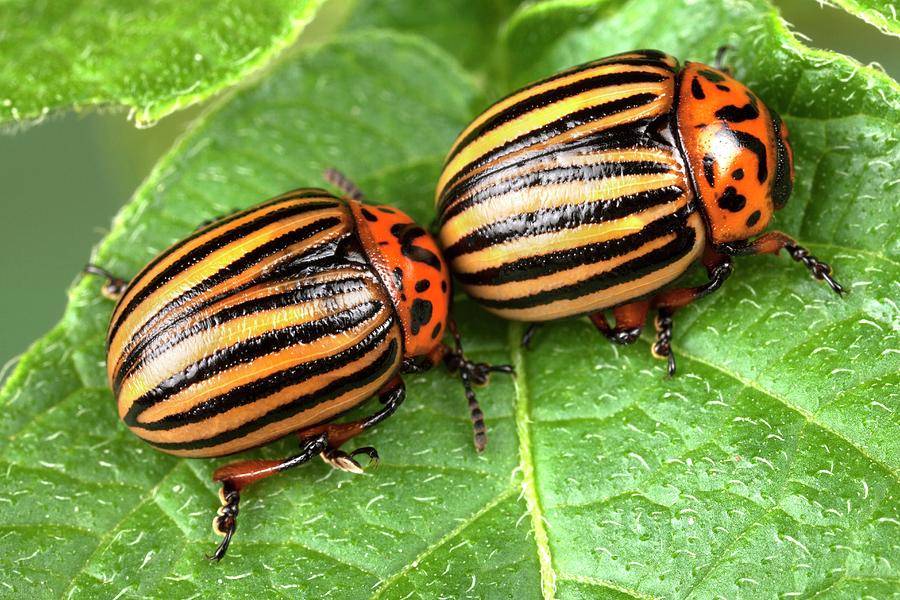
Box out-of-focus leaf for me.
[0,0,323,127]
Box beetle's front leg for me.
[209,379,407,561]
[717,231,844,295]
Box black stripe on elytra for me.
[111,217,345,384]
[473,53,673,115]
[123,300,384,425]
[473,224,698,311]
[143,337,399,451]
[731,130,768,182]
[442,92,662,202]
[110,201,341,343]
[439,116,664,215]
[446,71,668,164]
[116,275,371,391]
[113,232,356,389]
[440,150,671,224]
[456,205,694,287]
[715,103,760,123]
[114,190,333,325]
[444,184,683,260]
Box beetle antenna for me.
[443,320,514,452]
[323,168,368,203]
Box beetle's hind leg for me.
[209,433,329,561]
[83,264,128,301]
[208,379,407,561]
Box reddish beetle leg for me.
[208,378,407,561]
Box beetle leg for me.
[589,299,650,345]
[717,231,844,296]
[651,308,676,377]
[207,381,407,561]
[83,264,128,301]
[521,323,542,349]
[647,253,734,375]
[323,167,368,203]
[209,433,330,561]
[308,380,406,473]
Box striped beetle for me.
[435,49,843,373]
[86,171,511,560]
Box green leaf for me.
[343,0,524,75]
[0,0,323,128]
[821,0,900,37]
[2,1,899,598]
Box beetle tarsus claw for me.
[209,487,240,562]
[653,309,677,377]
[321,445,379,474]
[784,244,845,297]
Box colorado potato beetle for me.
[86,171,511,560]
[435,49,843,372]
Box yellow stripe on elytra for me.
[436,80,670,198]
[440,171,684,250]
[117,279,378,411]
[109,207,350,367]
[450,194,689,272]
[472,213,707,320]
[444,62,673,163]
[439,94,674,204]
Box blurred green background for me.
[1,0,898,376]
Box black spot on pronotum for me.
[730,130,768,182]
[360,208,378,222]
[414,279,430,293]
[715,103,760,123]
[691,77,705,99]
[410,299,433,335]
[746,210,761,227]
[392,266,404,291]
[440,280,448,293]
[716,84,731,92]
[391,223,442,270]
[377,206,396,214]
[732,168,744,180]
[698,69,726,83]
[702,154,716,187]
[431,322,442,339]
[717,186,746,212]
